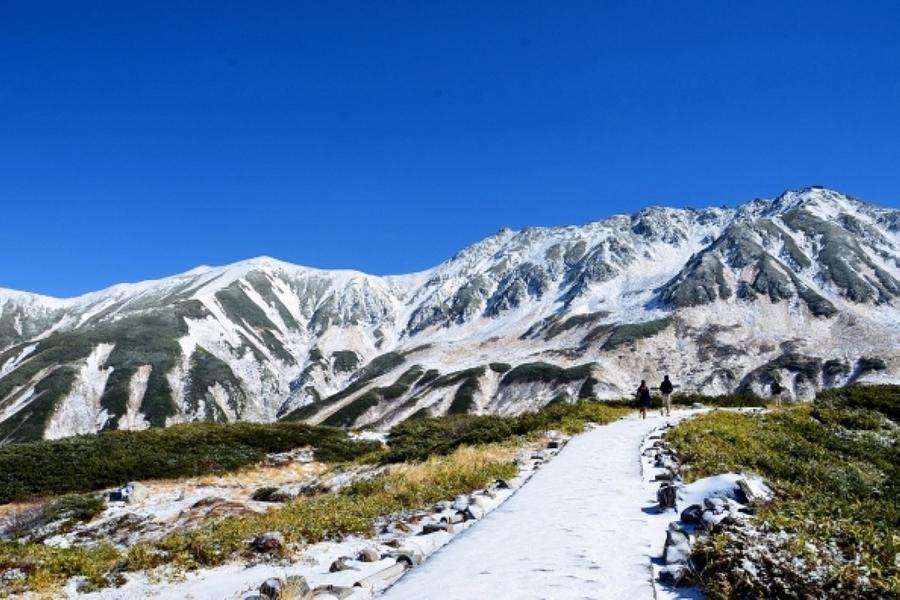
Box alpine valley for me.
[1,187,898,442]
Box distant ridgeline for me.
[0,187,897,441]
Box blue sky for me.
[2,1,899,297]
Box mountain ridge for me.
[1,186,897,442]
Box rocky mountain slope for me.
[1,187,897,441]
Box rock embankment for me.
[641,416,773,592]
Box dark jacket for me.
[660,379,673,394]
[637,386,651,407]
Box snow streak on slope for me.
[44,343,116,439]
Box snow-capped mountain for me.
[1,187,897,441]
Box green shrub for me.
[815,384,899,421]
[671,392,768,408]
[856,356,887,375]
[331,350,360,373]
[447,373,482,415]
[42,493,104,524]
[385,400,630,462]
[0,421,381,504]
[500,362,595,386]
[600,318,672,350]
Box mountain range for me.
[1,186,897,442]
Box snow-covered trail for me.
[383,413,683,600]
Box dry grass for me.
[0,441,520,594]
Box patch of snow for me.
[44,343,116,440]
[118,365,152,431]
[678,473,771,509]
[0,343,37,378]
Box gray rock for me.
[356,548,381,562]
[420,522,454,535]
[657,483,678,509]
[451,495,470,512]
[691,402,705,409]
[283,576,311,599]
[680,504,703,525]
[259,578,282,597]
[654,469,676,482]
[495,479,511,489]
[329,556,355,573]
[663,526,691,564]
[311,584,355,599]
[704,497,726,514]
[249,531,284,554]
[391,551,424,566]
[439,512,465,525]
[109,481,148,504]
[735,478,766,505]
[460,503,484,521]
[659,564,689,586]
[701,509,727,531]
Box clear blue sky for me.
[2,1,899,297]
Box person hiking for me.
[636,380,651,419]
[659,375,674,416]
[770,380,784,409]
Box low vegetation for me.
[666,384,899,598]
[0,421,381,504]
[669,392,768,409]
[599,318,672,350]
[385,400,631,462]
[499,362,595,386]
[0,444,519,594]
[41,493,105,525]
[0,397,636,593]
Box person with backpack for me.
[770,379,784,409]
[659,375,674,416]
[636,380,651,419]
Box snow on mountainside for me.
[1,187,898,441]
